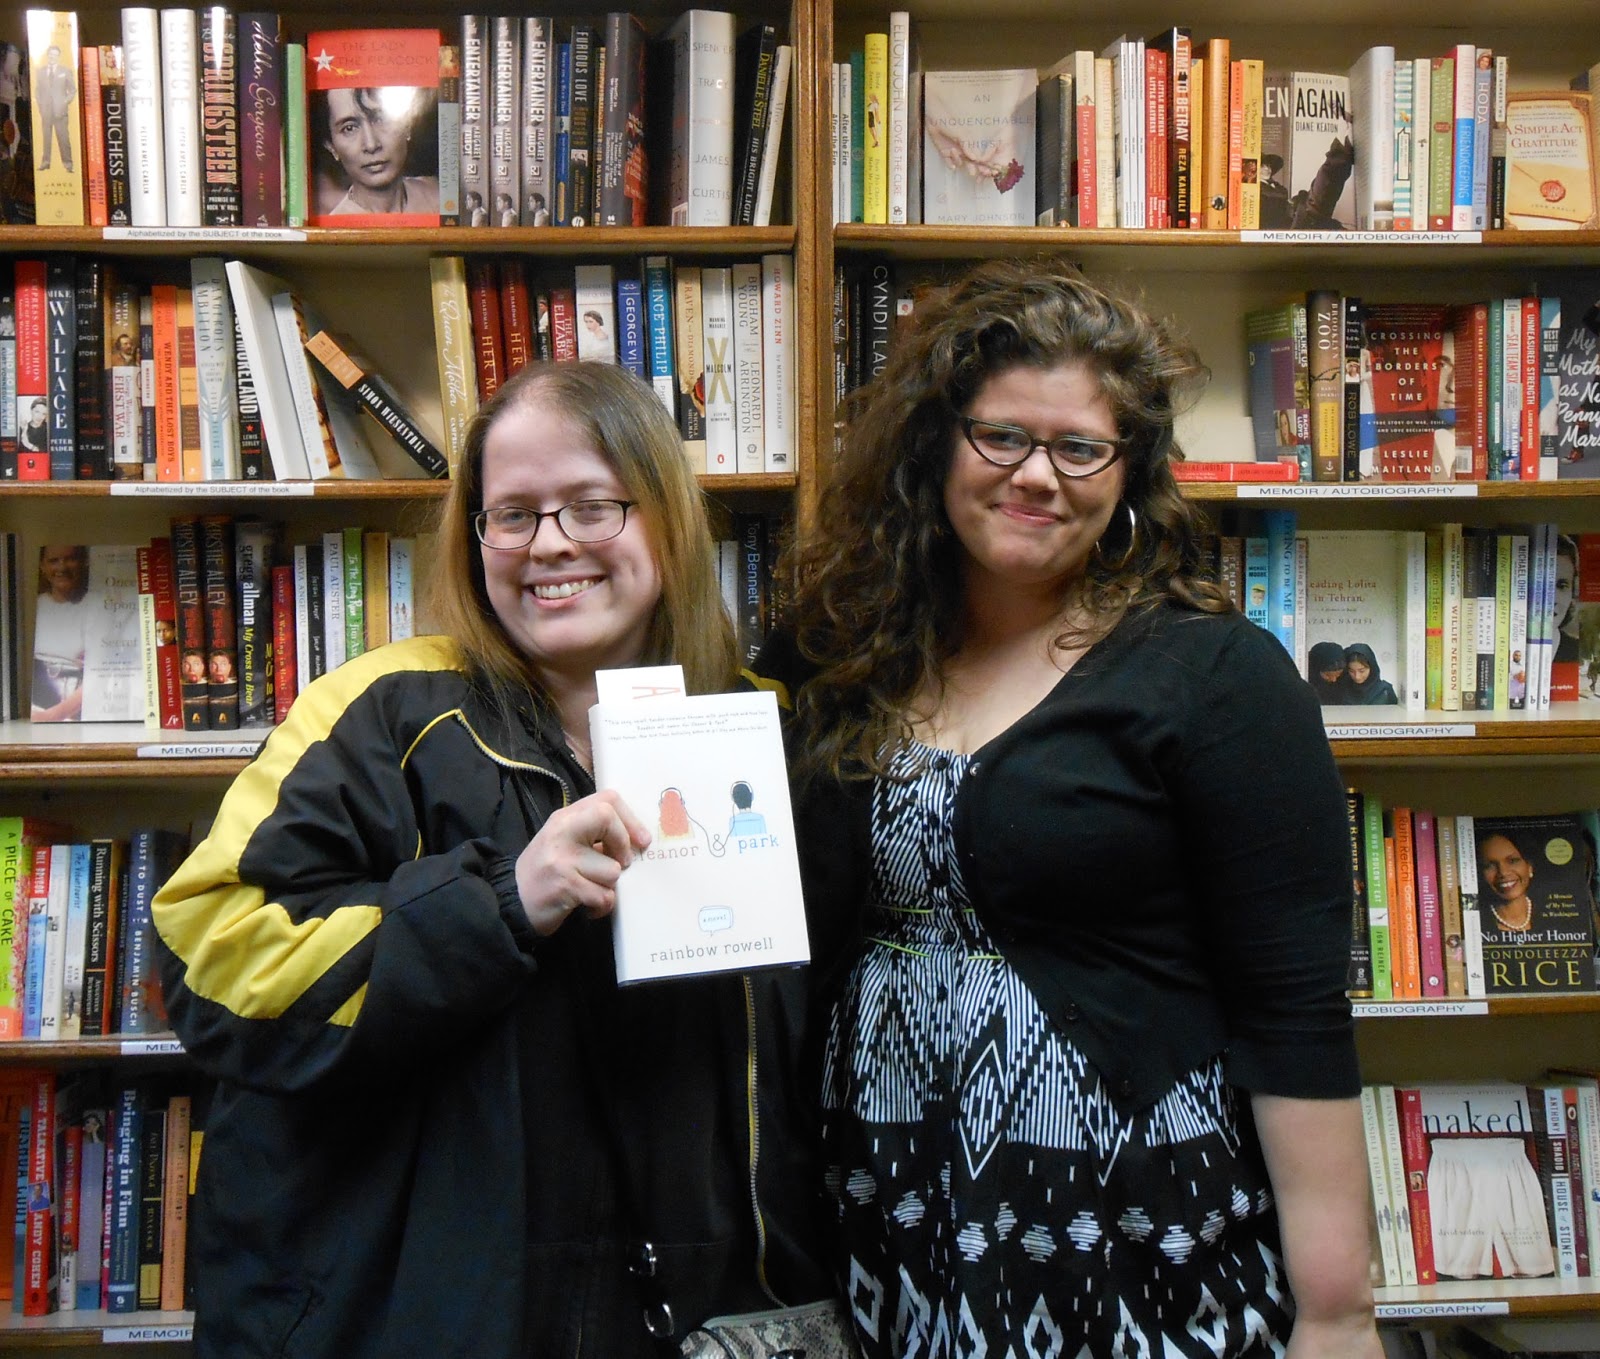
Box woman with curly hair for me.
[762,258,1380,1357]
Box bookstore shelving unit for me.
[819,0,1600,1340]
[0,0,817,1348]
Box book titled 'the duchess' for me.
[590,665,810,984]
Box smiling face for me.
[325,87,408,192]
[1479,833,1532,904]
[39,545,85,600]
[943,359,1125,608]
[478,395,662,689]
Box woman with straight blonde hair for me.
[153,362,830,1358]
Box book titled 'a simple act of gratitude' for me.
[589,666,810,984]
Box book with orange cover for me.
[79,44,106,225]
[1389,807,1422,999]
[148,284,182,482]
[1201,37,1229,228]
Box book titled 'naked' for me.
[590,665,809,984]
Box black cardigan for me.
[769,602,1362,1115]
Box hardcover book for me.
[662,9,734,226]
[921,68,1035,226]
[26,10,82,226]
[305,28,442,226]
[30,544,142,724]
[1471,812,1597,994]
[1362,302,1456,482]
[589,665,809,985]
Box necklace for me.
[1491,900,1532,932]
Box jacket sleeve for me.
[152,652,540,1095]
[1175,621,1362,1100]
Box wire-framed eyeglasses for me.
[473,499,638,549]
[959,416,1124,479]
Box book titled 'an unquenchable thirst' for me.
[590,665,810,984]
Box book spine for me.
[1411,58,1431,232]
[341,525,364,661]
[1225,60,1243,229]
[1394,1087,1437,1282]
[320,531,346,671]
[1508,533,1529,710]
[673,265,707,472]
[362,531,389,650]
[190,258,239,480]
[199,6,240,226]
[1306,289,1342,483]
[1489,55,1508,229]
[121,10,166,226]
[464,257,504,403]
[106,1088,139,1311]
[148,536,181,730]
[135,1104,164,1307]
[73,257,109,479]
[80,45,107,226]
[74,1105,107,1308]
[597,13,644,227]
[730,261,764,475]
[1201,38,1229,229]
[236,13,282,227]
[760,254,795,473]
[14,260,48,481]
[234,517,276,728]
[270,563,297,720]
[641,255,677,418]
[518,19,552,225]
[1531,1084,1580,1277]
[169,516,208,731]
[1362,794,1393,1001]
[45,257,76,480]
[138,294,157,478]
[22,1071,56,1314]
[200,513,238,729]
[148,283,181,481]
[1345,790,1374,998]
[753,45,792,228]
[861,33,888,225]
[1450,44,1474,231]
[1470,48,1492,230]
[26,11,86,226]
[1454,812,1485,996]
[1412,810,1445,996]
[486,15,520,227]
[615,275,645,379]
[550,41,570,226]
[159,8,201,227]
[459,15,489,226]
[0,292,16,480]
[388,539,414,641]
[732,24,777,227]
[282,41,303,227]
[1341,295,1362,483]
[566,25,595,227]
[1392,57,1413,231]
[700,267,736,474]
[1435,814,1465,996]
[175,286,202,481]
[303,330,447,479]
[436,44,460,226]
[1427,56,1453,230]
[58,842,90,1039]
[156,1094,190,1311]
[81,839,119,1037]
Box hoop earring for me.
[1093,502,1138,571]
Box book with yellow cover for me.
[861,32,888,224]
[25,10,82,225]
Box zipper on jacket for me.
[452,710,572,794]
[744,974,782,1304]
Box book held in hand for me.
[589,665,810,985]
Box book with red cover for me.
[13,258,49,480]
[142,536,181,730]
[169,516,208,731]
[305,28,443,227]
[200,514,238,729]
[465,257,505,402]
[499,259,533,379]
[271,562,296,721]
[148,283,183,483]
[22,1070,56,1315]
[1362,302,1456,482]
[549,284,578,362]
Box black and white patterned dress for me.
[821,741,1294,1358]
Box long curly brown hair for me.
[788,256,1229,781]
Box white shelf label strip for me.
[1241,230,1483,245]
[103,1324,196,1343]
[1353,1000,1490,1017]
[103,226,306,243]
[1325,724,1477,740]
[110,482,316,498]
[1237,484,1479,499]
[119,1038,185,1056]
[1373,1301,1509,1318]
[137,742,264,760]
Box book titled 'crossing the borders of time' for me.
[589,664,810,984]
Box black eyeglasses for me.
[958,416,1124,479]
[473,500,638,549]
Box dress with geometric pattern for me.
[820,741,1295,1358]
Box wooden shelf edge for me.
[0,472,797,498]
[0,1310,193,1346]
[1374,1276,1600,1317]
[0,224,798,251]
[0,1036,185,1064]
[834,224,1600,251]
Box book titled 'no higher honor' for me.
[590,665,809,984]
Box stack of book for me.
[0,1073,200,1317]
[428,252,798,476]
[1359,1079,1600,1290]
[1,9,793,231]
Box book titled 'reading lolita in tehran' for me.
[305,28,441,227]
[589,665,810,984]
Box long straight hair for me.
[426,362,737,707]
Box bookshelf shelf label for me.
[103,1323,196,1342]
[1241,230,1483,245]
[119,1038,185,1057]
[1325,723,1476,740]
[103,227,307,244]
[1373,1301,1509,1319]
[110,482,317,499]
[1353,1000,1489,1017]
[137,742,263,760]
[1237,484,1479,499]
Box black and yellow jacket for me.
[152,636,828,1359]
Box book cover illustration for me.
[1299,531,1405,707]
[1360,302,1456,482]
[31,544,141,723]
[1504,91,1597,230]
[1406,1083,1555,1280]
[1553,276,1600,477]
[1261,70,1355,229]
[1473,812,1597,994]
[305,28,442,227]
[25,10,81,226]
[0,41,34,223]
[590,666,809,985]
[921,68,1035,226]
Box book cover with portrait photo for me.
[31,544,142,723]
[305,28,442,227]
[1472,812,1597,994]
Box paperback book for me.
[31,545,142,723]
[589,665,809,985]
